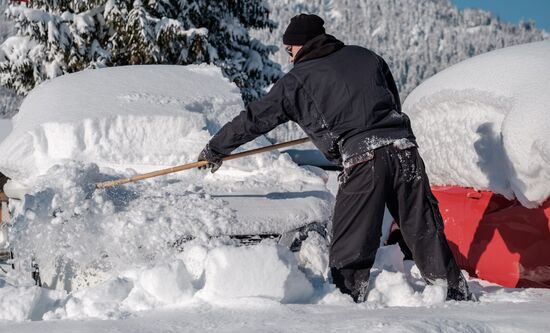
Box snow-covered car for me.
[403,41,550,288]
[0,65,333,291]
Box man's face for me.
[284,45,303,63]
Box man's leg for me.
[330,156,387,302]
[385,146,472,300]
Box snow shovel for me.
[95,137,311,190]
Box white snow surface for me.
[0,161,549,329]
[0,65,245,182]
[3,159,547,331]
[1,58,550,332]
[198,244,314,303]
[404,41,550,207]
[3,243,550,332]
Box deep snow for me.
[1,50,550,332]
[404,41,550,208]
[0,65,333,293]
[3,239,550,332]
[0,65,247,182]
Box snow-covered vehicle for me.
[0,65,333,291]
[403,41,550,288]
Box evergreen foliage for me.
[0,0,21,118]
[0,0,282,103]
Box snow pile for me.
[1,258,210,321]
[5,241,550,327]
[0,65,244,183]
[367,270,447,307]
[48,277,136,320]
[365,244,447,307]
[199,244,313,303]
[9,158,331,292]
[404,41,550,207]
[0,243,450,322]
[0,284,44,321]
[1,243,319,321]
[309,244,448,308]
[0,277,65,321]
[45,260,195,320]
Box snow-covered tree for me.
[255,0,548,99]
[0,0,282,103]
[0,0,22,118]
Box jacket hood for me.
[294,34,345,64]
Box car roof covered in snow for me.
[404,41,550,208]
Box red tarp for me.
[432,186,550,288]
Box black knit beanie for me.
[283,14,325,45]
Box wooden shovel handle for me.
[95,137,311,190]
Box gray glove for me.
[197,145,223,173]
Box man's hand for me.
[197,145,223,173]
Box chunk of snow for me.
[177,244,208,284]
[199,244,314,303]
[367,270,447,307]
[404,41,550,207]
[372,244,404,273]
[59,277,135,320]
[298,231,329,279]
[137,260,194,304]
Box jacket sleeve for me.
[379,57,402,113]
[207,77,292,157]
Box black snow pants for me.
[329,144,469,302]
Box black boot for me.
[446,274,476,301]
[330,266,371,303]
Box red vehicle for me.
[387,186,550,288]
[432,186,550,288]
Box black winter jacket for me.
[208,34,416,167]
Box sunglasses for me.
[285,46,293,57]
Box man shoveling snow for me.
[198,14,472,302]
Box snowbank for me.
[44,260,195,320]
[404,41,550,207]
[0,277,65,321]
[0,65,244,182]
[5,242,550,328]
[0,284,44,321]
[0,244,447,322]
